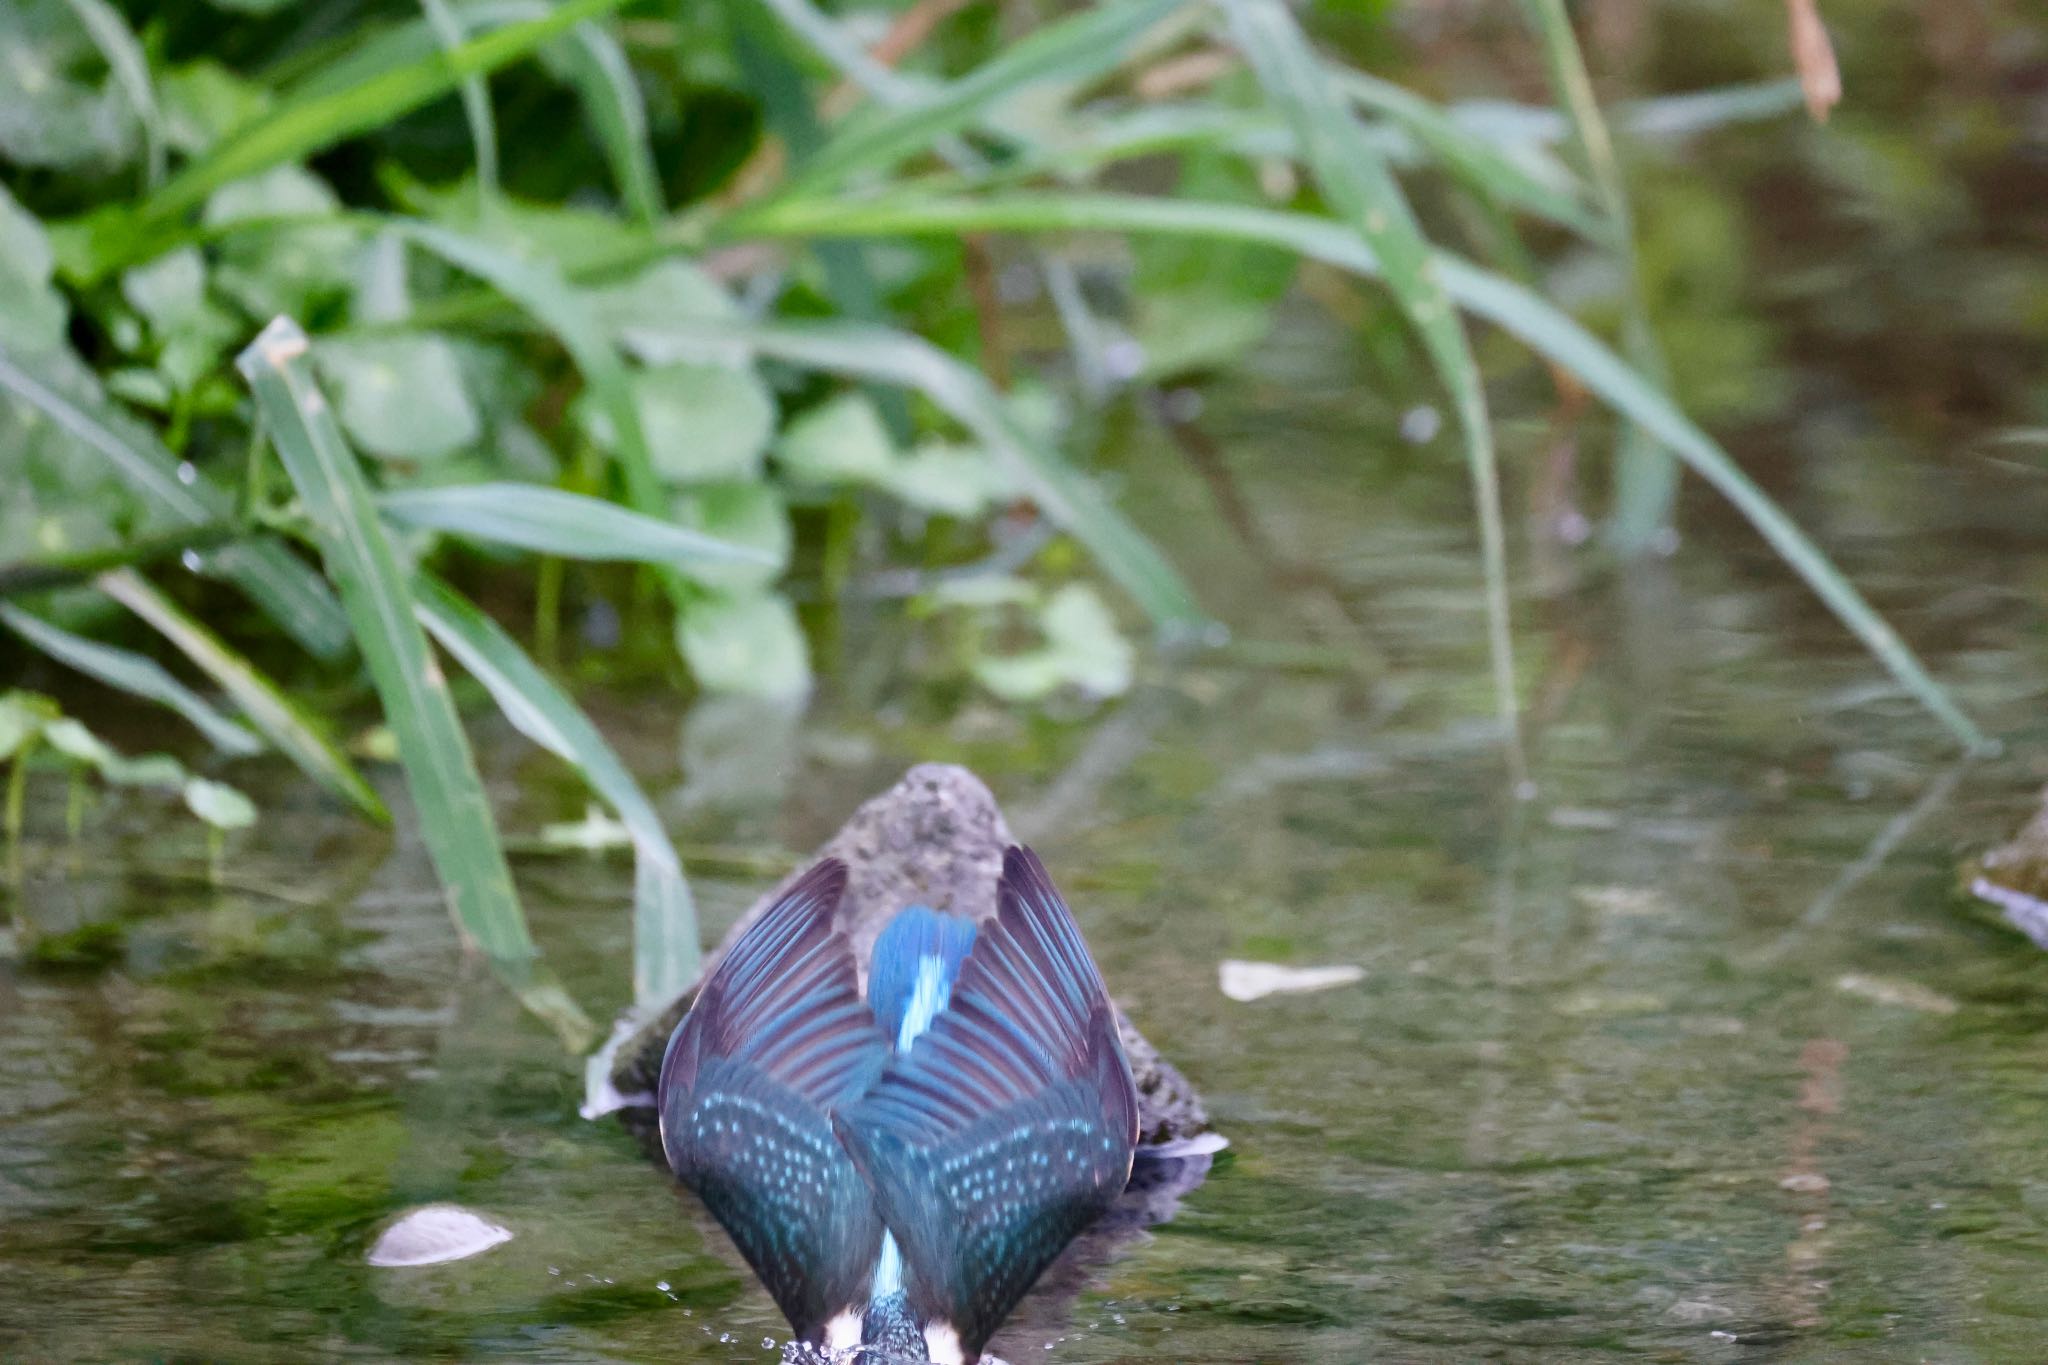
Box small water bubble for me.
[180,549,204,572]
[761,1338,777,1350]
[176,461,199,486]
[1399,404,1442,444]
[1103,338,1146,381]
[656,1280,670,1292]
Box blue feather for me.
[867,905,977,1052]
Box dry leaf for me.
[1219,959,1364,1002]
[1786,0,1842,122]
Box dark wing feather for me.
[834,846,1139,1355]
[658,859,888,1340]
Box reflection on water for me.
[6,4,2048,1360]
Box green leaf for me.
[40,717,116,768]
[0,692,56,760]
[0,0,135,171]
[0,601,260,756]
[883,440,1015,517]
[203,164,357,320]
[587,258,737,338]
[183,776,256,829]
[0,185,69,354]
[237,316,533,959]
[377,482,776,569]
[577,361,776,484]
[414,575,698,1005]
[776,391,898,485]
[95,568,387,820]
[619,317,1210,638]
[972,582,1133,702]
[316,334,481,461]
[675,590,810,701]
[121,246,240,391]
[669,483,790,592]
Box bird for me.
[656,845,1139,1364]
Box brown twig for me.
[961,235,1012,391]
[821,0,977,118]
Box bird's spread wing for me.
[834,846,1139,1355]
[659,858,889,1339]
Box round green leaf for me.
[183,776,257,829]
[317,334,480,462]
[675,591,810,700]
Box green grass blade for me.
[621,315,1210,637]
[783,0,1182,196]
[0,340,352,659]
[1518,0,1676,553]
[237,316,534,958]
[413,574,698,1005]
[62,0,164,189]
[96,567,388,820]
[0,601,260,756]
[1219,0,1523,786]
[553,21,663,223]
[84,0,628,271]
[386,223,683,608]
[730,187,1986,752]
[203,540,356,661]
[419,0,501,204]
[378,483,776,569]
[1329,68,1600,238]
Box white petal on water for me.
[1218,960,1365,1003]
[366,1204,513,1267]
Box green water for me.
[7,5,2048,1360]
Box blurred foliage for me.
[0,0,1993,1032]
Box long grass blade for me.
[0,601,260,755]
[413,574,698,1004]
[1330,68,1599,238]
[728,188,1988,753]
[1517,0,1676,553]
[96,567,388,819]
[238,316,534,958]
[783,0,1182,196]
[379,484,774,569]
[1219,0,1524,787]
[620,316,1210,638]
[62,0,165,189]
[418,0,501,204]
[0,340,352,659]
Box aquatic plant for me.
[0,0,1985,1027]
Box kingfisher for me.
[657,845,1139,1363]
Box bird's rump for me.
[657,846,1139,1359]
